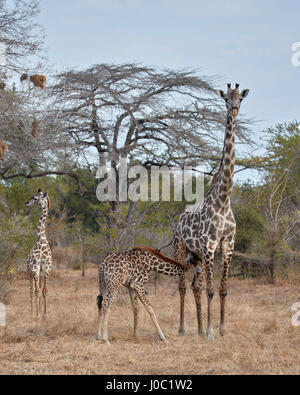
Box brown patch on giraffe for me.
[224,169,230,178]
[225,143,233,154]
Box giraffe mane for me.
[46,196,50,209]
[211,148,224,185]
[132,246,187,270]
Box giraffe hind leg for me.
[191,259,205,337]
[41,274,49,316]
[174,236,187,336]
[95,294,103,341]
[101,293,117,345]
[29,273,34,317]
[219,242,233,336]
[98,280,122,344]
[33,272,41,318]
[178,273,186,336]
[203,249,215,341]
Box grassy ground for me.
[0,267,299,375]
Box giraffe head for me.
[25,189,50,209]
[217,83,249,117]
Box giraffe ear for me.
[240,89,249,99]
[217,90,226,99]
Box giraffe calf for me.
[25,189,52,318]
[96,247,188,344]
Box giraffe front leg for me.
[133,283,167,343]
[203,250,215,341]
[191,260,205,337]
[128,287,139,337]
[178,273,186,335]
[219,241,233,336]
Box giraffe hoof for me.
[159,335,167,343]
[198,329,206,337]
[219,326,226,336]
[206,331,215,342]
[178,328,185,336]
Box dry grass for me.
[0,267,300,375]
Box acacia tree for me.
[47,64,252,228]
[0,0,45,75]
[1,62,254,250]
[0,84,76,183]
[0,0,68,184]
[50,64,252,171]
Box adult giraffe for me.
[173,83,249,341]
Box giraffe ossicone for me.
[25,189,52,318]
[173,83,249,341]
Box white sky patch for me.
[0,42,6,67]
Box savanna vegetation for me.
[0,0,299,375]
[0,0,299,286]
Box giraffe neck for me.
[37,204,48,241]
[216,112,235,198]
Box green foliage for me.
[232,183,264,252]
[0,193,35,276]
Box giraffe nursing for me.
[173,83,249,341]
[95,246,188,344]
[25,189,52,318]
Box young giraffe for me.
[173,83,249,341]
[25,189,52,318]
[95,246,188,344]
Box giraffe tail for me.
[97,294,103,311]
[97,263,106,311]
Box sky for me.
[37,0,300,182]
